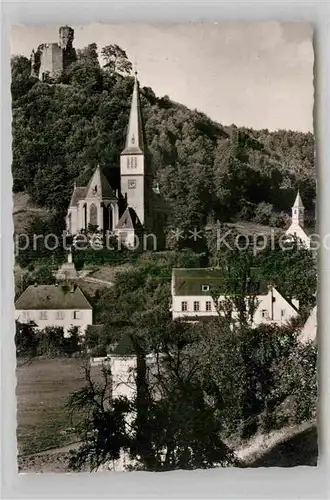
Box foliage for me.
[67,264,317,471]
[15,322,82,358]
[11,46,315,229]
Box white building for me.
[299,305,317,343]
[285,190,311,249]
[171,268,298,327]
[15,284,93,335]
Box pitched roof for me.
[121,75,144,155]
[116,207,143,230]
[69,187,87,207]
[293,190,304,208]
[15,285,92,310]
[172,268,269,296]
[85,166,117,200]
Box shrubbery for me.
[15,322,82,359]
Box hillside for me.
[13,192,49,233]
[11,50,315,232]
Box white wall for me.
[172,288,297,327]
[15,308,92,335]
[285,223,310,249]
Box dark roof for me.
[69,187,87,207]
[15,285,92,310]
[172,268,269,296]
[116,207,143,230]
[111,333,135,356]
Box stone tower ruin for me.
[30,26,76,81]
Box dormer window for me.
[202,285,210,292]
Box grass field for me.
[16,358,100,456]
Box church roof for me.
[116,207,143,230]
[69,187,87,207]
[293,190,304,208]
[172,268,269,296]
[15,284,92,310]
[85,166,117,200]
[121,74,144,155]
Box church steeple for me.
[292,189,305,228]
[121,72,144,155]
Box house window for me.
[193,301,200,312]
[40,311,48,320]
[202,285,210,292]
[128,180,136,189]
[181,301,188,312]
[281,309,285,317]
[56,311,64,320]
[206,301,212,312]
[261,309,268,319]
[73,311,81,320]
[22,311,30,320]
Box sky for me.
[11,22,314,132]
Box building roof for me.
[85,166,117,200]
[116,207,143,230]
[300,305,317,343]
[172,268,269,296]
[293,190,304,209]
[15,284,92,310]
[69,187,87,207]
[121,75,144,155]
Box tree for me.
[101,45,132,75]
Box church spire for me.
[121,72,144,155]
[292,189,305,228]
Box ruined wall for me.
[30,26,76,80]
[39,43,63,81]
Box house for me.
[15,284,93,335]
[285,190,311,249]
[171,268,298,327]
[299,305,317,343]
[65,73,169,249]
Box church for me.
[285,190,311,249]
[65,73,168,249]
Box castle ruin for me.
[31,26,76,81]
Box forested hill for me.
[11,46,315,230]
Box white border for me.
[1,1,329,499]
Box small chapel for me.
[285,190,311,249]
[65,73,168,249]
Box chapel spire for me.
[121,72,144,155]
[292,189,305,228]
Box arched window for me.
[127,157,130,168]
[134,156,137,168]
[90,203,97,226]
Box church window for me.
[131,157,134,168]
[193,301,200,312]
[128,180,136,189]
[134,156,137,168]
[206,301,212,311]
[181,301,188,312]
[89,203,98,226]
[202,285,210,292]
[127,157,130,168]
